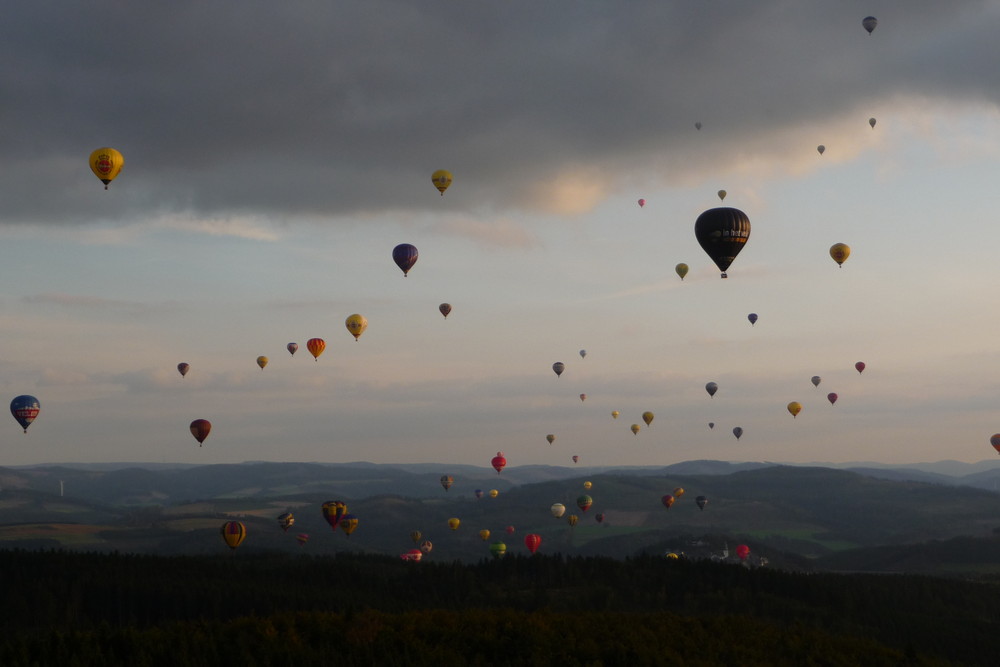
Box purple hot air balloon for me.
[747,313,758,326]
[392,243,419,276]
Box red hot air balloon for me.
[991,434,1000,454]
[576,495,593,512]
[189,419,212,446]
[306,338,325,361]
[524,533,542,554]
[491,452,507,474]
[827,393,838,405]
[638,198,646,208]
[736,544,751,561]
[855,361,866,374]
[505,525,515,535]
[661,494,675,509]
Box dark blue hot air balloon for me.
[10,395,40,433]
[392,243,419,276]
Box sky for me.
[2,1,1000,468]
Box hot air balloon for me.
[748,313,758,326]
[478,529,491,541]
[550,503,566,518]
[475,489,484,499]
[583,481,592,490]
[287,343,298,356]
[811,376,821,387]
[830,243,851,267]
[277,513,294,532]
[595,513,605,523]
[524,534,542,554]
[401,549,423,562]
[638,198,646,208]
[579,349,587,359]
[410,530,422,544]
[708,422,715,429]
[420,540,433,554]
[694,207,751,278]
[572,455,579,464]
[579,394,586,402]
[505,525,515,535]
[221,521,247,550]
[736,544,750,561]
[431,169,452,195]
[340,514,359,537]
[296,533,309,546]
[673,487,685,498]
[869,117,877,129]
[855,362,866,374]
[733,427,743,440]
[991,434,1000,455]
[189,419,211,446]
[546,434,556,445]
[552,362,565,377]
[10,395,40,433]
[489,489,499,498]
[630,424,641,435]
[256,356,268,370]
[706,382,718,397]
[675,263,689,280]
[439,303,452,318]
[177,362,190,378]
[567,515,579,527]
[661,494,675,509]
[611,410,620,419]
[490,541,507,559]
[717,190,727,201]
[491,452,506,474]
[89,148,124,190]
[817,145,825,155]
[862,16,877,35]
[321,501,347,530]
[695,122,702,130]
[392,243,419,276]
[440,475,454,491]
[448,517,460,531]
[787,401,802,418]
[695,495,708,511]
[345,314,368,341]
[577,495,593,512]
[306,338,325,361]
[827,392,838,405]
[642,411,654,427]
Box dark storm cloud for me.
[0,1,994,224]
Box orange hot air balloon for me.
[524,533,542,554]
[673,487,684,498]
[991,434,1000,455]
[221,521,247,550]
[661,494,675,509]
[306,338,326,360]
[177,362,190,378]
[189,419,212,446]
[491,452,507,474]
[478,529,491,541]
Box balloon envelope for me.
[546,434,555,445]
[991,434,1000,454]
[277,513,294,532]
[340,514,359,537]
[392,243,419,276]
[10,395,40,433]
[177,363,190,377]
[490,541,507,559]
[733,427,743,440]
[189,419,211,445]
[550,503,566,518]
[89,148,124,189]
[448,517,460,530]
[256,356,268,370]
[736,544,751,561]
[630,424,641,435]
[862,16,877,34]
[579,349,587,359]
[491,452,506,474]
[576,495,593,512]
[221,521,247,550]
[440,475,454,491]
[748,313,758,326]
[869,117,877,128]
[439,303,452,318]
[696,495,708,511]
[811,376,821,387]
[478,529,491,541]
[611,411,620,419]
[828,392,838,405]
[552,362,565,377]
[675,263,689,280]
[661,494,675,509]
[642,411,654,426]
[287,343,298,355]
[431,169,452,195]
[817,145,825,155]
[787,401,802,418]
[717,190,726,201]
[694,207,751,278]
[321,501,347,530]
[705,382,718,397]
[855,361,866,374]
[306,338,325,360]
[637,198,646,208]
[830,243,851,267]
[524,533,542,554]
[345,314,368,340]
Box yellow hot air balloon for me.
[431,169,453,195]
[787,401,802,418]
[611,410,620,419]
[221,521,247,550]
[345,313,368,341]
[546,434,556,445]
[567,515,579,527]
[448,517,460,531]
[89,148,124,190]
[478,529,491,541]
[489,489,499,498]
[830,243,851,267]
[256,356,269,370]
[631,423,641,435]
[675,263,689,281]
[717,190,727,201]
[583,481,592,490]
[642,411,654,427]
